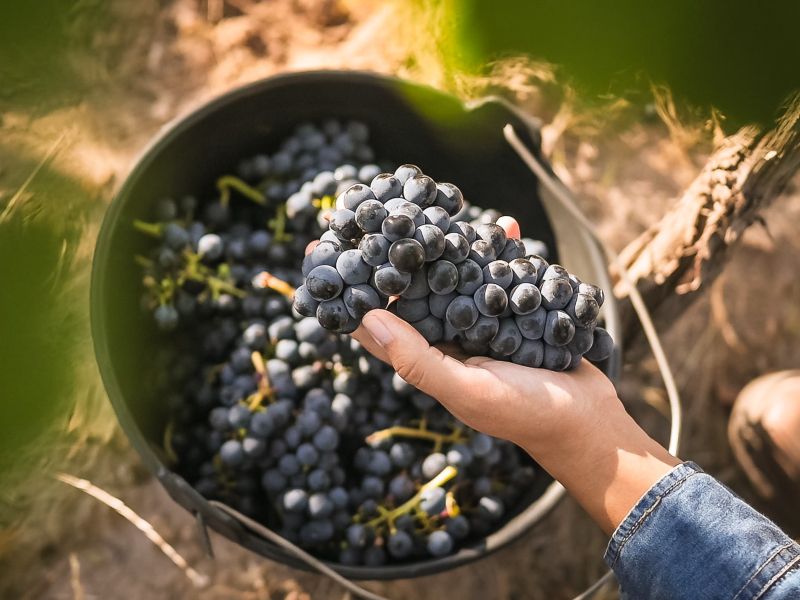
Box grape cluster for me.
[296,165,614,371]
[133,120,598,567]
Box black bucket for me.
[91,71,620,580]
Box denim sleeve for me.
[605,461,800,600]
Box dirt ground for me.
[3,1,800,599]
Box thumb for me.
[359,310,490,401]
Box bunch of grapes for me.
[132,119,604,567]
[295,165,613,370]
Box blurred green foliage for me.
[436,0,800,127]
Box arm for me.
[353,309,800,599]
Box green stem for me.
[133,219,163,238]
[366,426,467,447]
[217,176,265,207]
[365,466,458,529]
[269,204,293,243]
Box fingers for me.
[358,310,493,400]
[496,216,520,239]
[350,322,390,364]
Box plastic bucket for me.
[91,70,620,580]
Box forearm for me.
[521,397,681,536]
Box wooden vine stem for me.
[615,93,800,343]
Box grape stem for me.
[365,466,457,529]
[133,219,163,238]
[365,426,467,449]
[252,270,296,298]
[269,204,293,243]
[249,351,274,408]
[217,175,265,207]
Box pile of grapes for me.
[133,119,607,567]
[295,167,613,371]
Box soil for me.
[2,1,800,599]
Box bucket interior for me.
[92,71,591,579]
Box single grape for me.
[394,164,422,184]
[359,164,381,184]
[578,282,605,308]
[446,443,473,468]
[306,265,344,301]
[388,530,414,558]
[359,233,391,266]
[434,182,464,216]
[421,453,448,479]
[515,306,547,340]
[340,183,377,211]
[470,433,494,458]
[474,283,508,317]
[388,475,416,503]
[154,305,179,331]
[445,295,479,330]
[475,223,507,255]
[219,440,245,467]
[361,475,385,497]
[446,515,470,541]
[419,486,446,515]
[390,442,416,468]
[299,519,334,545]
[469,240,497,268]
[508,283,542,315]
[248,230,271,255]
[283,489,309,513]
[347,524,375,549]
[329,209,360,241]
[584,327,614,361]
[363,546,386,567]
[543,310,575,346]
[397,296,431,322]
[565,292,600,328]
[447,220,475,244]
[498,238,526,262]
[477,496,504,521]
[489,318,523,356]
[342,284,380,319]
[313,425,339,452]
[316,297,349,330]
[482,260,513,288]
[413,224,446,262]
[382,213,416,242]
[427,260,458,294]
[370,173,403,202]
[423,206,451,233]
[540,278,573,310]
[373,263,412,296]
[354,199,388,233]
[567,324,595,355]
[403,174,438,207]
[308,493,335,519]
[509,258,538,286]
[441,232,470,264]
[427,531,454,556]
[262,469,288,493]
[411,314,444,344]
[465,315,500,345]
[197,234,224,261]
[303,240,342,276]
[336,249,372,285]
[388,238,426,273]
[541,264,569,282]
[542,343,571,371]
[455,259,483,295]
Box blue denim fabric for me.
[605,461,800,600]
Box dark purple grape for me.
[455,259,483,295]
[489,318,523,356]
[474,283,508,317]
[421,454,447,479]
[427,260,458,295]
[336,249,372,285]
[396,296,431,322]
[469,240,497,268]
[373,263,412,296]
[447,220,475,244]
[434,182,464,216]
[475,223,507,255]
[360,233,391,266]
[542,343,571,371]
[543,310,575,346]
[567,324,595,355]
[429,291,457,319]
[511,338,544,368]
[568,352,583,370]
[342,284,381,319]
[509,283,541,315]
[465,315,500,344]
[391,201,425,227]
[292,285,320,317]
[382,214,416,242]
[403,174,437,207]
[355,199,388,233]
[445,296,479,330]
[540,275,574,310]
[427,530,453,556]
[423,206,450,232]
[387,530,414,558]
[584,327,614,361]
[498,238,526,262]
[527,255,549,284]
[413,224,446,261]
[317,298,349,330]
[565,293,600,328]
[515,305,547,340]
[340,184,376,211]
[388,238,426,273]
[541,264,569,282]
[306,265,344,301]
[482,260,513,288]
[329,209,360,241]
[394,164,422,184]
[411,314,443,344]
[303,240,342,276]
[441,233,470,264]
[370,173,403,202]
[383,197,407,213]
[578,282,605,308]
[509,257,539,286]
